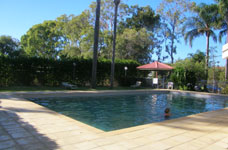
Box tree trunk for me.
[226,59,228,80]
[225,30,228,80]
[170,19,176,64]
[171,37,174,64]
[205,33,210,80]
[110,0,120,88]
[91,0,101,89]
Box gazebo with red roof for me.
[137,61,173,85]
[137,61,173,71]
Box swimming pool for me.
[29,92,228,131]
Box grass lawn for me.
[0,86,148,92]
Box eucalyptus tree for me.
[183,3,218,77]
[214,0,228,79]
[157,0,195,64]
[123,5,160,31]
[0,35,22,58]
[116,28,153,63]
[57,12,94,58]
[91,0,101,88]
[117,5,162,63]
[110,0,120,88]
[21,20,63,59]
[88,0,129,59]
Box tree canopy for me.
[0,0,225,71]
[0,35,22,58]
[18,0,164,64]
[21,20,64,59]
[157,0,195,64]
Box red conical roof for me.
[137,61,173,71]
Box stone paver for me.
[1,90,228,150]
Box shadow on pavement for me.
[0,106,59,150]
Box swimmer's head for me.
[165,108,170,113]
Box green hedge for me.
[0,57,141,87]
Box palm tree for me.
[215,0,228,80]
[110,0,120,88]
[183,3,218,78]
[218,23,228,43]
[91,0,101,88]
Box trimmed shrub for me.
[0,56,141,87]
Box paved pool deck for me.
[1,90,228,150]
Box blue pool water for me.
[29,93,228,131]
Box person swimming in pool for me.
[164,108,171,118]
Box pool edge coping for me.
[7,89,228,98]
[3,89,228,135]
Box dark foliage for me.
[0,57,140,87]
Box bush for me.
[170,53,206,90]
[221,84,228,94]
[0,56,141,87]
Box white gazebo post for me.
[124,66,128,77]
[222,43,228,80]
[124,66,128,86]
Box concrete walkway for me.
[1,91,228,150]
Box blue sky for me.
[0,0,225,66]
